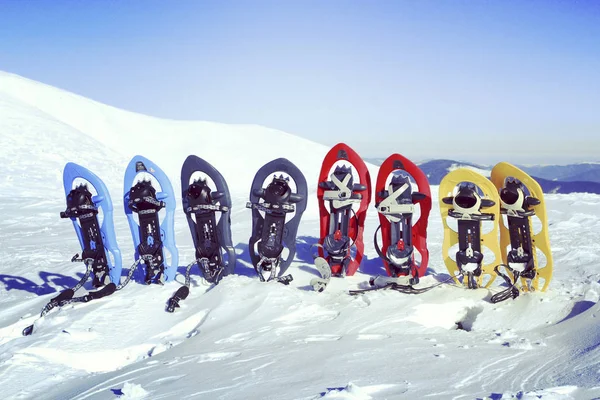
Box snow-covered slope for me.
[1,72,599,400]
[0,70,345,200]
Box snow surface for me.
[1,71,600,399]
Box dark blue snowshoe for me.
[166,155,236,313]
[246,158,307,283]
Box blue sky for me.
[1,0,599,164]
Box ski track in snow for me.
[1,71,600,399]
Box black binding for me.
[127,180,166,284]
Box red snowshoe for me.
[317,143,371,276]
[374,154,431,283]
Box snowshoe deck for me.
[247,158,307,281]
[25,162,124,338]
[491,162,553,292]
[317,143,371,276]
[61,162,122,286]
[124,155,178,284]
[439,168,501,289]
[181,155,236,283]
[374,153,431,281]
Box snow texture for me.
[0,71,599,399]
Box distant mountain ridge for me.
[364,158,600,194]
[518,163,600,183]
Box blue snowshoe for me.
[61,162,122,287]
[22,163,121,336]
[124,155,178,285]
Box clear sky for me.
[1,0,599,164]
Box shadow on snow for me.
[0,271,85,296]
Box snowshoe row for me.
[314,143,432,292]
[439,162,553,301]
[314,143,552,304]
[25,154,309,335]
[25,144,554,335]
